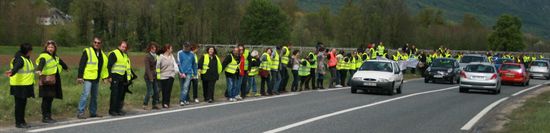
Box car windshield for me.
[460,56,486,63]
[359,62,393,72]
[531,61,548,67]
[495,59,513,64]
[431,59,454,68]
[464,64,495,73]
[500,64,521,71]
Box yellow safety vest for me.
[370,48,376,59]
[348,57,356,70]
[10,56,35,86]
[243,49,250,70]
[260,53,271,71]
[355,54,363,69]
[336,54,345,70]
[248,58,259,76]
[377,45,385,56]
[271,51,280,70]
[281,46,290,65]
[35,53,61,75]
[298,59,310,76]
[225,54,239,74]
[200,54,222,74]
[110,49,132,81]
[308,52,317,69]
[83,47,109,80]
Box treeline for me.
[0,0,549,52]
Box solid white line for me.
[263,86,458,133]
[316,78,423,92]
[460,97,509,131]
[512,84,542,96]
[28,93,299,133]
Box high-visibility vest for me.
[531,56,537,61]
[392,54,400,61]
[35,53,61,75]
[243,49,249,70]
[298,59,310,76]
[200,54,222,74]
[248,58,259,76]
[260,53,271,71]
[10,56,35,86]
[83,47,109,80]
[402,54,409,60]
[347,57,354,70]
[355,54,363,69]
[193,53,198,77]
[328,52,337,67]
[308,52,317,69]
[110,49,132,81]
[427,55,433,63]
[377,45,385,56]
[369,48,376,59]
[336,54,345,70]
[362,53,369,61]
[540,55,544,59]
[456,55,463,61]
[488,56,494,63]
[225,54,239,74]
[271,51,280,70]
[281,46,290,65]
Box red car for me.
[498,63,530,86]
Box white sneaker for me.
[180,102,185,106]
[335,85,343,88]
[194,99,199,103]
[236,95,243,100]
[184,101,190,105]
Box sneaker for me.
[236,95,243,100]
[184,101,190,105]
[142,105,148,110]
[255,93,261,97]
[42,117,56,123]
[152,105,160,110]
[194,99,200,103]
[335,85,343,88]
[77,113,86,119]
[15,123,31,128]
[180,102,185,106]
[163,104,169,108]
[90,114,102,118]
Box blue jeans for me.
[179,76,191,102]
[144,79,159,106]
[235,76,243,97]
[78,80,99,115]
[226,76,236,98]
[248,76,257,94]
[271,70,281,93]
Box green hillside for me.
[297,0,550,39]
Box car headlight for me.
[378,78,390,82]
[352,77,362,80]
[447,68,453,73]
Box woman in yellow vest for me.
[35,40,68,123]
[259,48,272,96]
[247,50,261,96]
[5,43,35,128]
[298,58,310,91]
[198,46,222,103]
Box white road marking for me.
[460,97,509,131]
[27,93,299,133]
[512,84,542,96]
[316,78,423,92]
[264,86,459,133]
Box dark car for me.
[425,58,461,84]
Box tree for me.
[335,0,364,48]
[488,14,524,51]
[240,0,290,45]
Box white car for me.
[350,60,404,95]
[459,63,501,94]
[528,60,550,80]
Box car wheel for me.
[449,77,455,85]
[351,87,357,94]
[388,82,396,96]
[546,76,550,80]
[459,87,468,93]
[397,81,403,94]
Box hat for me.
[251,50,259,57]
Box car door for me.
[393,62,403,87]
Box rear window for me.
[531,61,548,67]
[464,64,495,73]
[496,59,513,64]
[359,61,393,72]
[431,59,454,68]
[460,56,486,63]
[500,64,521,71]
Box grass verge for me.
[500,90,550,133]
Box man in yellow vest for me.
[222,47,241,102]
[377,42,385,59]
[106,41,134,116]
[236,44,249,99]
[77,37,109,119]
[5,43,35,128]
[307,50,318,90]
[270,46,282,95]
[279,44,291,92]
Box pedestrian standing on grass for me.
[222,47,240,102]
[198,46,221,103]
[176,42,197,106]
[291,50,301,92]
[5,43,35,128]
[156,44,179,108]
[190,43,201,103]
[35,40,68,123]
[107,41,134,116]
[143,42,160,110]
[77,37,109,119]
[247,50,261,96]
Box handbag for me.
[40,75,56,86]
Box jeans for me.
[291,70,299,91]
[280,67,289,92]
[270,70,281,93]
[78,80,99,115]
[226,76,237,98]
[179,76,191,102]
[329,67,337,87]
[235,76,243,98]
[190,78,198,100]
[247,76,257,94]
[348,70,356,86]
[143,79,159,106]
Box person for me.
[291,50,300,92]
[198,46,221,103]
[335,50,345,87]
[190,44,201,103]
[157,44,179,108]
[298,58,310,91]
[316,47,328,89]
[259,48,272,96]
[236,44,248,99]
[271,46,282,95]
[222,47,240,102]
[143,42,160,110]
[327,48,338,88]
[308,49,318,90]
[5,43,35,128]
[377,42,385,59]
[77,37,109,119]
[35,40,68,123]
[347,52,357,86]
[247,50,261,96]
[176,42,197,106]
[107,41,134,116]
[279,44,291,93]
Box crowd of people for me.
[4,38,545,128]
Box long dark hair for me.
[145,42,159,53]
[19,43,33,56]
[205,46,217,55]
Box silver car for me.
[459,63,501,94]
[459,54,490,69]
[528,60,550,80]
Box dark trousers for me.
[160,78,174,106]
[109,75,127,114]
[241,74,248,98]
[339,70,347,86]
[189,79,199,100]
[348,70,356,86]
[261,76,271,95]
[291,70,299,92]
[299,76,308,91]
[41,97,54,118]
[329,67,337,88]
[309,68,316,89]
[317,73,325,89]
[202,80,216,101]
[14,97,27,125]
[279,67,289,92]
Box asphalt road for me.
[11,78,549,133]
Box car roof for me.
[462,54,487,57]
[501,62,523,66]
[466,62,493,66]
[433,58,457,61]
[366,59,395,63]
[496,58,513,60]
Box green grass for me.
[500,90,550,133]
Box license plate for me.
[506,74,515,77]
[434,75,443,78]
[363,82,376,86]
[473,76,485,80]
[533,74,543,77]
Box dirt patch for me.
[1,55,146,68]
[478,85,550,132]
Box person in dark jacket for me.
[77,37,109,119]
[198,46,221,103]
[35,40,68,123]
[143,42,159,110]
[5,43,35,128]
[106,41,133,116]
[222,47,240,102]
